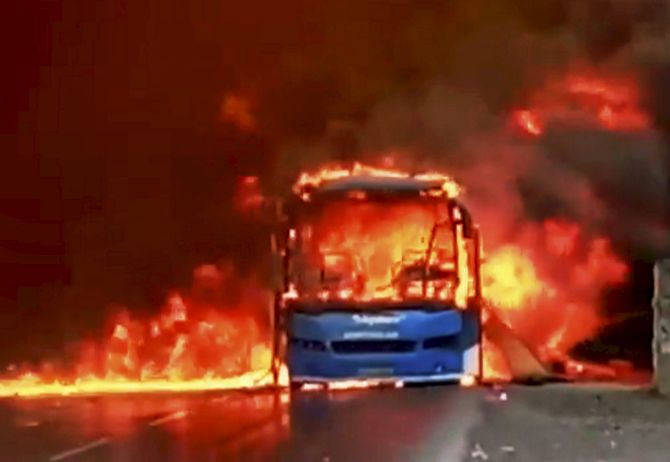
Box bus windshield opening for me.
[291,198,458,302]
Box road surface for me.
[0,384,669,461]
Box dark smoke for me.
[1,0,669,365]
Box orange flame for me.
[482,247,546,310]
[294,163,462,198]
[482,218,629,378]
[286,163,471,305]
[299,201,460,302]
[0,265,283,398]
[512,72,650,134]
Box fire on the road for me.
[0,371,282,398]
[0,265,286,398]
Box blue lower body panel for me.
[285,305,480,383]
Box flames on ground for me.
[0,265,282,397]
[0,70,653,397]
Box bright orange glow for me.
[0,265,284,398]
[512,72,650,134]
[288,164,470,304]
[483,247,546,310]
[294,198,468,305]
[481,337,512,382]
[294,163,462,198]
[0,371,277,398]
[291,163,630,385]
[481,218,629,379]
[0,154,635,397]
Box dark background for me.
[1,0,668,367]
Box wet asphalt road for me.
[0,386,482,462]
[1,384,669,462]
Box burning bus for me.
[270,164,484,387]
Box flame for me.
[512,72,650,134]
[0,371,281,398]
[286,163,469,304]
[481,218,629,379]
[0,265,284,398]
[481,337,512,382]
[311,204,442,300]
[289,163,631,383]
[4,65,649,397]
[294,163,462,198]
[483,247,546,310]
[0,146,635,396]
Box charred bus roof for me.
[285,173,474,234]
[294,175,453,203]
